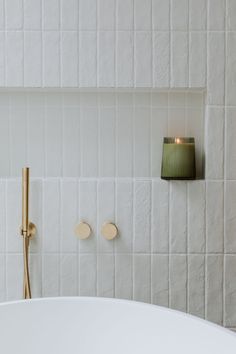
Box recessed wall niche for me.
[0,90,204,178]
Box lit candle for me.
[175,137,181,144]
[161,137,196,180]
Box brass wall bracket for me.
[20,222,37,239]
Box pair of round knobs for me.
[75,222,118,240]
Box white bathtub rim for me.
[0,296,235,339]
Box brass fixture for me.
[101,222,118,240]
[75,222,91,239]
[21,167,36,299]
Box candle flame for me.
[175,138,181,144]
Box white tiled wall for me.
[0,0,226,90]
[1,176,235,330]
[0,0,235,332]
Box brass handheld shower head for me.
[21,167,36,299]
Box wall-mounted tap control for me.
[75,222,91,239]
[101,222,118,240]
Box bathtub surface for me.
[0,297,235,354]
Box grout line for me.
[0,177,234,183]
[203,180,206,320]
[59,179,62,295]
[22,0,24,87]
[150,0,153,89]
[41,179,44,297]
[0,88,207,93]
[42,93,46,177]
[43,99,48,178]
[41,0,44,87]
[113,179,117,298]
[187,0,190,89]
[77,179,80,295]
[114,96,117,178]
[132,180,135,300]
[1,29,235,33]
[77,0,80,87]
[97,92,101,177]
[148,0,153,298]
[223,0,227,328]
[150,92,153,177]
[2,0,5,87]
[78,94,82,177]
[150,179,153,304]
[4,179,7,301]
[77,94,81,177]
[205,178,208,320]
[0,103,206,109]
[133,0,135,88]
[96,180,99,296]
[204,0,209,321]
[8,95,12,176]
[6,94,10,176]
[169,0,172,87]
[151,0,154,88]
[203,0,207,322]
[114,179,117,296]
[167,86,171,308]
[132,91,135,177]
[1,29,236,32]
[62,96,65,177]
[96,0,99,88]
[115,90,118,177]
[114,0,117,88]
[59,0,62,88]
[186,182,189,314]
[3,252,236,256]
[26,93,29,165]
[168,181,171,309]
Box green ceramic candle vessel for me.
[161,137,196,180]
